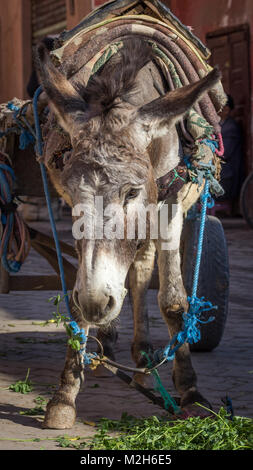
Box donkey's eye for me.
[125,188,140,203]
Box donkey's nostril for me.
[105,295,115,312]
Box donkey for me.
[36,38,221,429]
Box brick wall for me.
[31,0,67,44]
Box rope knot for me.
[69,321,87,345]
[182,295,216,344]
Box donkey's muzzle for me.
[73,289,115,325]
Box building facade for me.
[170,0,253,174]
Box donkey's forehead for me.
[78,172,107,192]
[73,125,139,155]
[62,157,149,196]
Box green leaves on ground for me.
[55,435,87,449]
[89,408,253,450]
[0,408,252,450]
[8,368,33,394]
[19,396,48,416]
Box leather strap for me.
[156,163,188,201]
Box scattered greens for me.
[55,435,87,449]
[0,408,252,450]
[34,395,47,406]
[15,336,65,345]
[19,396,48,416]
[19,406,44,416]
[8,368,33,394]
[89,408,253,450]
[48,294,70,327]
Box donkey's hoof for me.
[180,389,212,418]
[180,403,213,419]
[42,402,76,429]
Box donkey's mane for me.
[76,39,154,114]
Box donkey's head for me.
[36,39,220,327]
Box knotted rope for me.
[0,102,35,150]
[0,152,30,273]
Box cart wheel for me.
[181,215,229,351]
[240,171,253,228]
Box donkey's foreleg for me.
[43,296,88,430]
[156,200,209,413]
[128,240,156,384]
[43,344,84,429]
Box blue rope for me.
[192,180,210,298]
[0,161,22,273]
[33,87,90,358]
[153,179,217,363]
[183,155,224,198]
[33,88,71,312]
[4,101,35,150]
[202,138,219,154]
[222,396,234,420]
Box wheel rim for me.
[240,172,253,228]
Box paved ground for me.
[0,216,252,450]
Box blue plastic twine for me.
[159,180,217,362]
[0,162,22,273]
[33,86,72,318]
[7,101,35,150]
[32,87,95,363]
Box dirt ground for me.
[0,216,252,450]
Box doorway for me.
[206,25,251,175]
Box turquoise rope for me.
[142,351,181,414]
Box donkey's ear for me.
[137,67,221,138]
[35,43,87,134]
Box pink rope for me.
[214,132,224,157]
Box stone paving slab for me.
[0,217,252,450]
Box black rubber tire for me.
[240,171,253,229]
[181,215,229,351]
